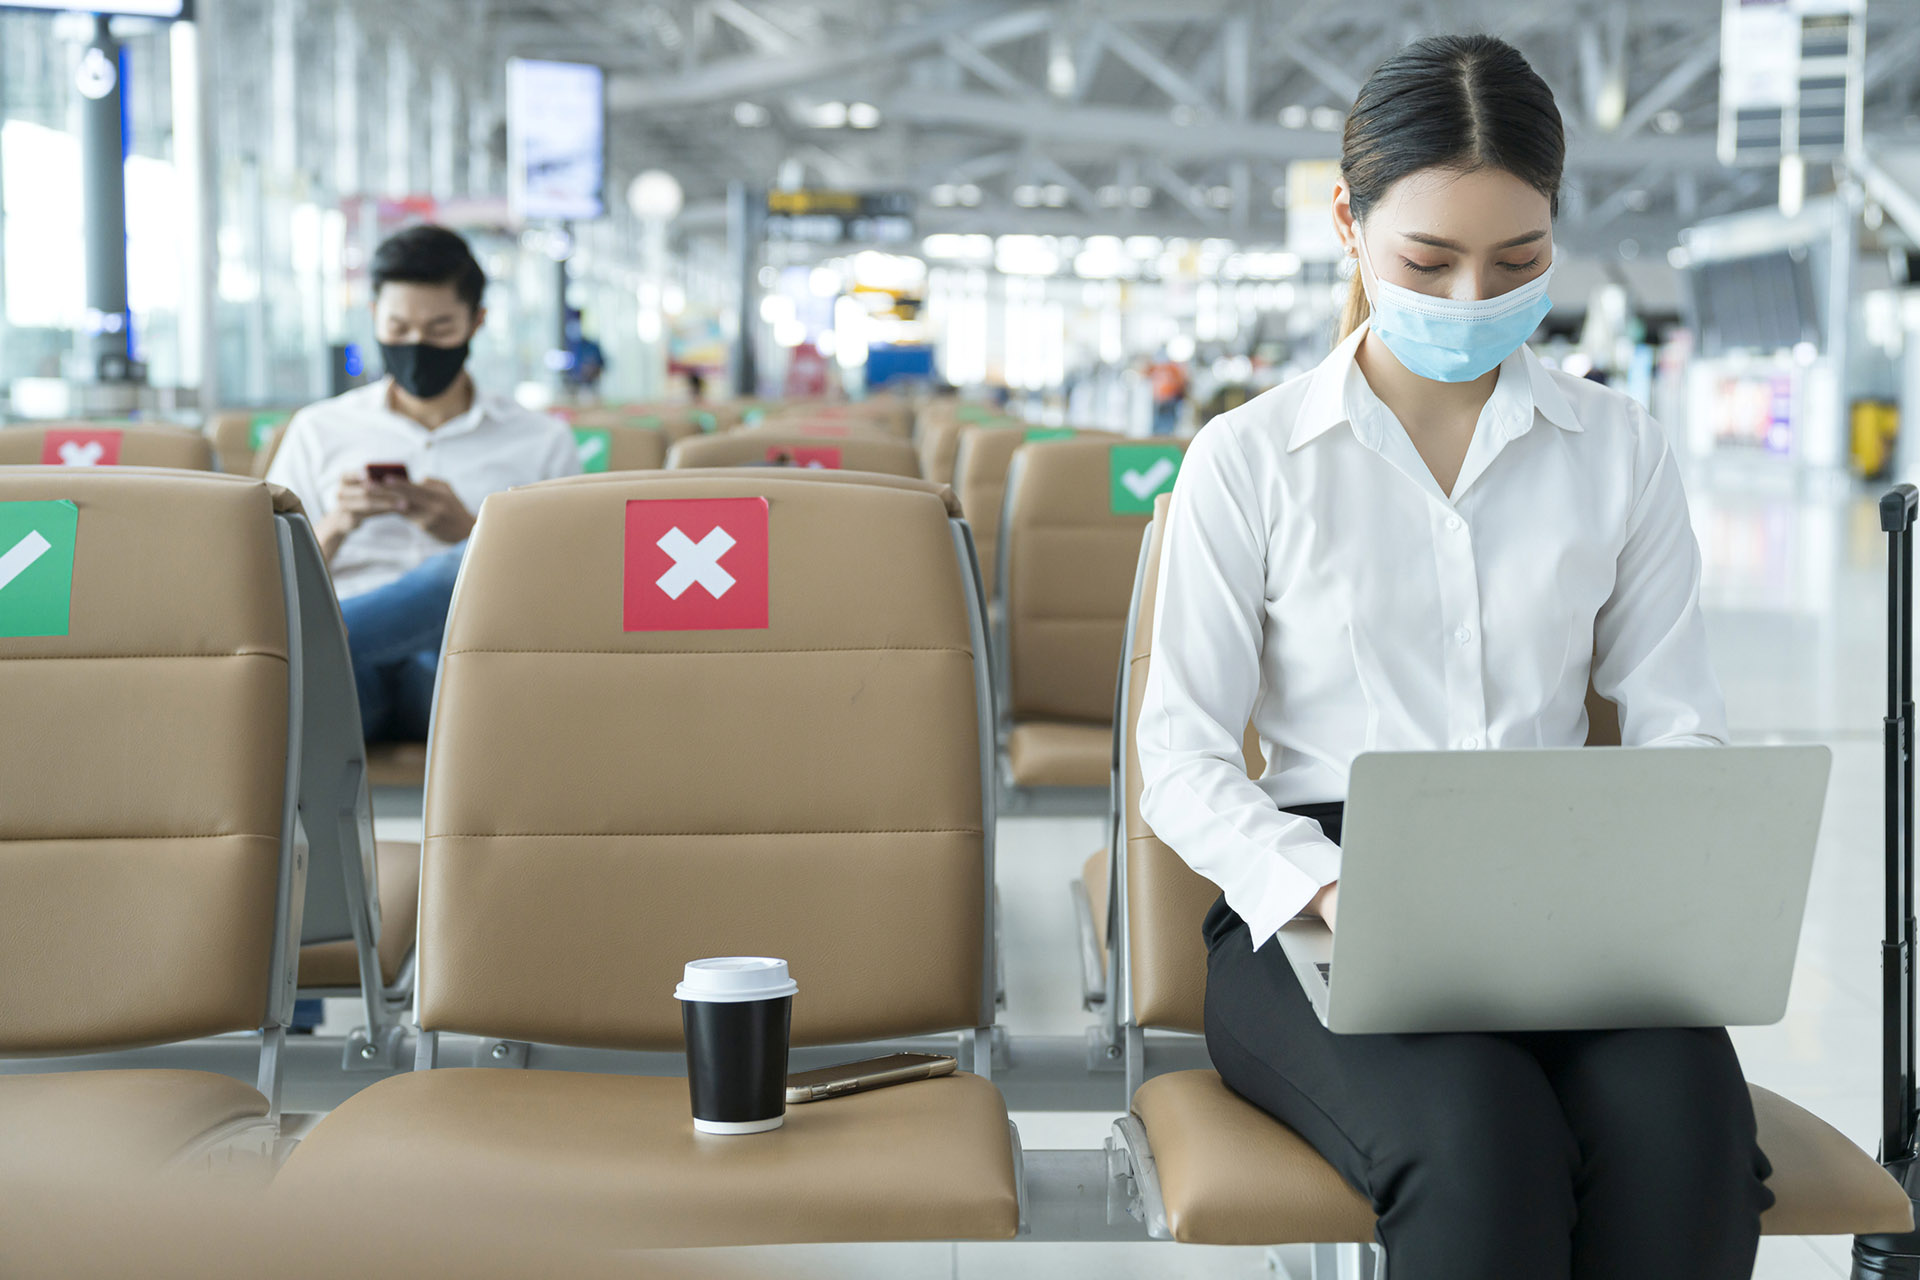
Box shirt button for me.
[1460,736,1481,750]
[1445,515,1463,532]
[1455,626,1472,645]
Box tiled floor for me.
[360,458,1900,1277]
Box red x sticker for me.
[623,497,770,632]
[41,428,123,467]
[766,445,842,469]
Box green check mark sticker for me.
[249,413,286,453]
[573,427,612,473]
[1109,444,1183,514]
[0,500,78,638]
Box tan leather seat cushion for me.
[1007,721,1111,788]
[1133,1069,1375,1245]
[1750,1084,1915,1235]
[275,1068,1019,1245]
[298,842,422,989]
[1134,1070,1913,1245]
[366,742,428,788]
[0,1070,268,1176]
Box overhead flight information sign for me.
[764,190,914,245]
[507,58,606,222]
[3,1,186,14]
[1717,0,1864,165]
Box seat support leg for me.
[1854,1153,1920,1276]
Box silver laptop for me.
[1275,745,1830,1034]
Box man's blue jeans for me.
[291,541,463,1032]
[343,541,466,743]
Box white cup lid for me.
[674,957,798,1003]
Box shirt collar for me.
[1287,328,1583,453]
[375,378,493,438]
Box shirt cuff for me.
[1235,841,1343,952]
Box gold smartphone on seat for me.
[784,1052,957,1104]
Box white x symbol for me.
[656,526,737,600]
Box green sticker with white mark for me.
[0,500,79,638]
[573,427,612,473]
[1108,444,1183,514]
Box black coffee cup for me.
[675,957,797,1135]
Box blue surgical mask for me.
[1356,236,1555,383]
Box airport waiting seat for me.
[206,409,294,476]
[919,407,1017,487]
[667,429,921,478]
[1102,495,1915,1250]
[0,422,214,471]
[0,469,307,1175]
[566,421,669,474]
[996,436,1184,794]
[273,468,1021,1246]
[571,405,709,445]
[952,425,1118,611]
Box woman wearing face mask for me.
[1136,35,1765,1279]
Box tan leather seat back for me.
[918,416,965,487]
[951,426,1035,600]
[0,469,290,1052]
[416,469,989,1050]
[571,407,705,445]
[1126,494,1623,1033]
[666,430,920,478]
[206,411,291,476]
[1003,436,1184,725]
[569,424,667,474]
[0,424,214,472]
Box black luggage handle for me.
[1859,487,1920,1278]
[1886,485,1918,1165]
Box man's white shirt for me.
[1135,325,1727,951]
[266,380,580,599]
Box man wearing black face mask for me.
[267,224,579,745]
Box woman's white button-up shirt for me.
[1136,325,1727,951]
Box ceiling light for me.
[931,184,957,206]
[1013,185,1042,208]
[733,102,768,128]
[1042,183,1069,207]
[1653,109,1684,134]
[1129,185,1153,208]
[847,101,881,129]
[1309,106,1342,131]
[1279,105,1309,129]
[813,101,848,128]
[957,184,983,206]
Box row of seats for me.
[2,463,1908,1254]
[0,409,1180,805]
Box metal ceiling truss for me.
[468,0,1920,252]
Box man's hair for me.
[371,224,487,312]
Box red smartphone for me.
[364,462,410,485]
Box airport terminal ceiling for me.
[454,0,1920,255]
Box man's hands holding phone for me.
[315,465,475,560]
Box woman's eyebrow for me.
[1402,230,1549,251]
